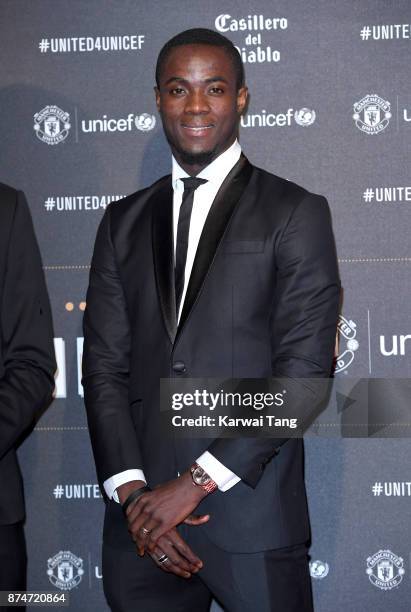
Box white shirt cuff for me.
[103,469,147,503]
[196,451,241,492]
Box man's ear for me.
[154,86,161,112]
[237,86,248,115]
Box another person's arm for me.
[0,188,55,459]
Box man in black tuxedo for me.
[0,184,55,595]
[83,28,340,612]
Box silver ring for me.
[140,526,151,536]
[157,554,169,565]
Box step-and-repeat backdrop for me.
[0,1,410,610]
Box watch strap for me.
[190,462,218,494]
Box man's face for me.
[155,44,248,174]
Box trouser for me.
[0,522,27,612]
[103,523,313,612]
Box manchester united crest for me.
[353,95,391,134]
[47,550,84,590]
[366,549,405,590]
[34,105,71,145]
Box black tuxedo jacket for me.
[83,156,340,553]
[0,183,55,524]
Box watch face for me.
[193,466,210,485]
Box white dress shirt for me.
[104,140,242,501]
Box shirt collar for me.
[172,140,242,191]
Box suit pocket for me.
[222,240,265,254]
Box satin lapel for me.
[176,155,253,343]
[151,177,177,344]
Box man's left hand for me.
[125,471,210,554]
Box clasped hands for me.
[118,472,210,579]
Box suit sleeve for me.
[207,194,341,488]
[82,207,144,486]
[0,190,55,459]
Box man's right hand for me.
[116,480,203,578]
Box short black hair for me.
[155,28,245,90]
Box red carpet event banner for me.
[0,2,410,611]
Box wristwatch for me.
[190,463,218,494]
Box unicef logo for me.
[294,108,316,127]
[309,560,329,579]
[353,94,391,134]
[366,550,405,590]
[135,113,156,132]
[335,315,359,374]
[47,551,84,590]
[34,105,71,145]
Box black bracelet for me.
[122,485,151,516]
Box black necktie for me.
[175,177,207,316]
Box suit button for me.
[172,361,186,373]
